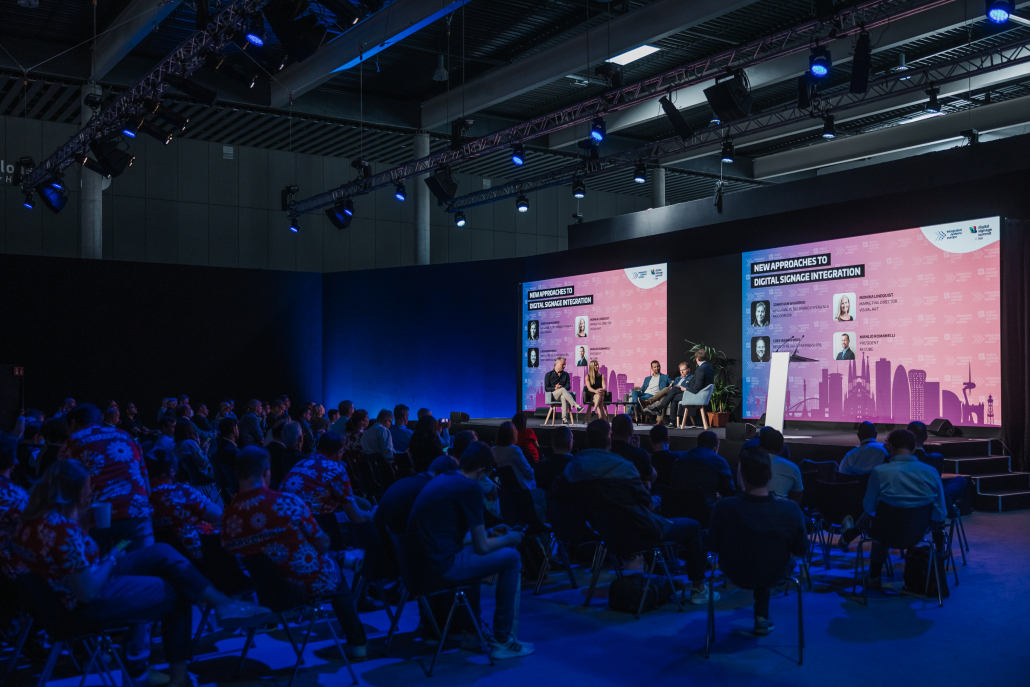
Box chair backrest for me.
[496,465,522,491]
[799,460,838,482]
[314,513,349,551]
[814,479,866,527]
[389,532,454,597]
[354,458,385,500]
[241,553,310,611]
[715,524,797,591]
[870,501,934,549]
[800,471,819,511]
[545,491,599,547]
[498,488,542,529]
[660,485,711,528]
[16,574,98,640]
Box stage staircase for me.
[930,439,1030,513]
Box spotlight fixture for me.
[455,211,466,227]
[987,0,1013,23]
[79,154,112,178]
[137,118,173,145]
[703,70,753,123]
[35,182,68,214]
[12,156,34,186]
[891,53,911,80]
[511,144,525,166]
[245,12,266,46]
[289,215,299,233]
[810,46,832,78]
[325,198,353,229]
[433,54,449,81]
[425,166,458,204]
[121,120,138,138]
[281,185,300,211]
[590,117,606,142]
[710,115,721,126]
[516,194,529,213]
[450,118,474,150]
[351,158,372,179]
[22,192,35,210]
[162,74,218,106]
[849,31,872,94]
[721,137,735,164]
[89,134,135,177]
[924,85,941,113]
[659,96,694,141]
[822,114,836,139]
[342,198,354,216]
[633,163,647,184]
[572,178,586,199]
[394,182,406,202]
[48,172,65,190]
[577,138,600,160]
[154,106,188,132]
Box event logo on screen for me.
[522,264,668,411]
[741,218,1001,427]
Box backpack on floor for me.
[902,543,950,598]
[608,574,675,614]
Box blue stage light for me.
[394,182,406,201]
[455,211,466,227]
[23,194,35,209]
[987,1,1013,23]
[590,117,606,142]
[511,144,525,166]
[245,13,265,46]
[810,47,831,78]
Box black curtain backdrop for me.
[1001,219,1029,471]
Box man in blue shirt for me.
[839,421,888,475]
[839,429,946,589]
[669,431,735,510]
[390,404,413,452]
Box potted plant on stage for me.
[685,340,740,428]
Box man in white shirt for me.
[839,421,888,475]
[361,409,396,463]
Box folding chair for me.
[584,541,685,618]
[813,479,865,567]
[538,491,599,594]
[543,391,578,426]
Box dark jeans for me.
[443,546,522,641]
[754,587,771,618]
[653,387,684,415]
[656,517,706,583]
[92,517,155,556]
[80,543,211,664]
[328,583,368,646]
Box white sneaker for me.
[488,636,535,659]
[689,586,720,605]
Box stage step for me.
[972,489,1030,513]
[969,472,1030,493]
[924,440,996,458]
[944,456,1011,476]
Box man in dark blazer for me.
[238,399,265,447]
[212,417,240,495]
[836,333,856,360]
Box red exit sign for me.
[13,367,23,376]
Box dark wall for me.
[0,255,322,425]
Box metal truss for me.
[444,34,1030,211]
[22,0,269,190]
[291,0,955,215]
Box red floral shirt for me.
[150,481,216,561]
[280,455,356,515]
[11,510,100,609]
[221,486,339,595]
[0,475,29,578]
[66,426,152,521]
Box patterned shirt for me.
[11,510,100,609]
[66,426,153,521]
[221,487,339,595]
[0,475,30,578]
[280,456,356,514]
[150,480,216,560]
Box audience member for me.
[265,420,287,487]
[361,410,396,463]
[53,398,76,419]
[839,421,888,475]
[281,432,372,522]
[376,454,456,537]
[155,415,176,454]
[408,442,533,658]
[174,418,211,478]
[331,401,354,435]
[265,398,286,428]
[36,416,68,478]
[609,414,656,485]
[239,400,265,448]
[555,419,715,604]
[148,450,221,561]
[492,422,536,489]
[449,430,477,459]
[758,428,803,504]
[669,430,735,509]
[103,406,120,429]
[648,424,680,486]
[742,426,793,461]
[213,418,241,495]
[512,413,540,465]
[408,416,445,470]
[296,403,316,453]
[390,404,413,453]
[222,447,369,659]
[418,408,451,447]
[65,404,154,551]
[343,410,370,466]
[327,409,340,424]
[272,421,306,490]
[707,446,809,636]
[0,432,29,578]
[839,429,947,589]
[192,404,212,433]
[14,459,270,687]
[535,427,574,493]
[311,404,329,434]
[908,421,967,509]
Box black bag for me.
[608,574,674,614]
[902,544,949,598]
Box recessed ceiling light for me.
[609,45,660,66]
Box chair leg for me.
[534,533,554,595]
[584,545,606,607]
[279,612,303,659]
[657,552,684,611]
[37,641,64,687]
[457,593,495,666]
[77,637,103,687]
[931,550,944,608]
[634,553,658,619]
[322,606,358,685]
[371,580,395,624]
[852,539,868,606]
[557,541,578,590]
[288,606,320,687]
[234,626,257,677]
[384,587,409,653]
[425,592,460,677]
[701,408,709,430]
[704,576,715,659]
[418,595,443,640]
[795,577,804,665]
[190,603,213,661]
[2,616,32,682]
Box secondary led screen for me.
[522,264,668,410]
[741,217,1001,427]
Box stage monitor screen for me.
[522,264,668,411]
[741,217,1001,427]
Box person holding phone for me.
[13,460,271,687]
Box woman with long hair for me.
[174,418,211,478]
[584,359,609,420]
[835,294,854,322]
[511,412,540,464]
[491,422,535,489]
[342,409,370,469]
[576,317,588,337]
[408,416,445,473]
[13,460,270,687]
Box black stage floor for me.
[457,417,1000,465]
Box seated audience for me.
[408,442,533,659]
[408,416,446,469]
[758,428,803,504]
[610,414,656,486]
[13,460,269,687]
[343,410,370,467]
[155,415,176,454]
[648,424,680,486]
[191,404,212,434]
[361,410,396,463]
[707,446,809,636]
[35,416,68,479]
[281,432,372,523]
[310,404,329,435]
[102,406,119,429]
[148,450,221,561]
[390,404,413,453]
[331,401,354,435]
[265,419,287,487]
[272,421,307,490]
[555,419,715,604]
[239,400,265,448]
[222,447,369,659]
[512,413,540,465]
[296,403,316,453]
[376,453,457,537]
[535,427,574,493]
[669,430,736,509]
[742,426,793,461]
[418,408,451,448]
[449,430,500,522]
[839,429,948,589]
[839,421,888,475]
[907,421,967,510]
[174,418,211,478]
[0,432,29,578]
[213,418,241,495]
[491,421,535,489]
[65,404,154,551]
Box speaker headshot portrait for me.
[574,345,589,367]
[528,320,539,340]
[834,332,857,360]
[752,300,770,327]
[575,316,589,338]
[527,347,539,367]
[751,336,771,362]
[833,292,857,323]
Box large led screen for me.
[741,217,1001,426]
[522,264,668,411]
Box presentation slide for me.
[741,217,1001,427]
[523,264,668,411]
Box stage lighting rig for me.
[454,211,466,227]
[659,96,694,141]
[590,117,606,142]
[822,114,836,139]
[516,194,529,213]
[924,85,941,113]
[987,1,1013,23]
[511,144,525,166]
[394,182,406,201]
[577,138,600,160]
[810,46,832,78]
[721,137,735,164]
[703,71,753,123]
[325,197,354,228]
[850,30,871,94]
[633,163,647,184]
[351,158,372,179]
[573,178,586,199]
